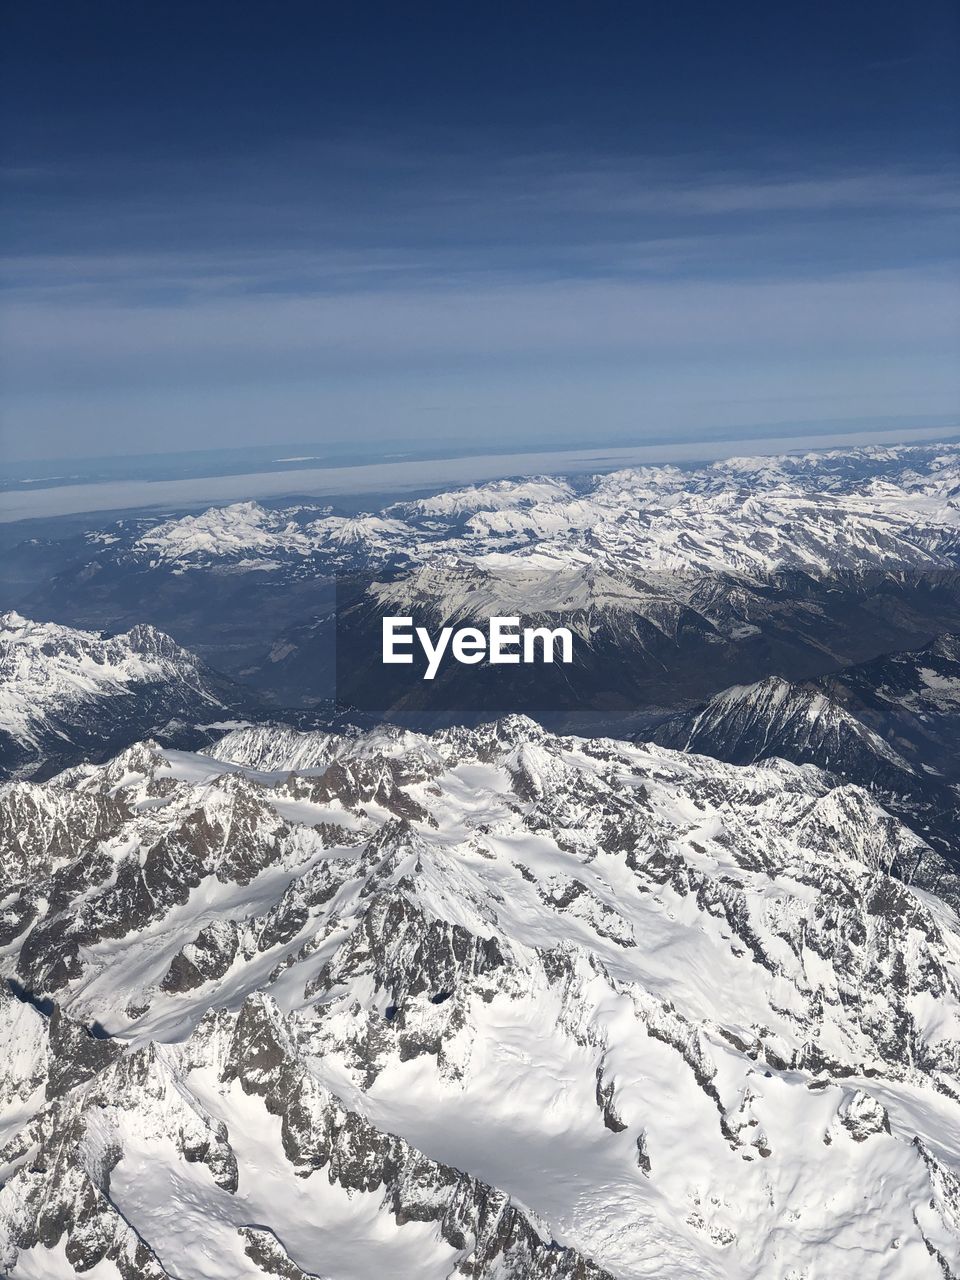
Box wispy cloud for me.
[2,147,958,460]
[3,268,957,390]
[535,165,960,215]
[4,149,958,299]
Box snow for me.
[66,443,960,596]
[11,1244,124,1279]
[2,716,958,1276]
[137,502,318,561]
[115,1074,461,1280]
[918,667,960,703]
[0,613,227,762]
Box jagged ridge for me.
[1,717,960,1275]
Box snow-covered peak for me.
[0,615,183,740]
[658,672,908,766]
[391,475,576,519]
[1,718,959,1276]
[65,441,960,585]
[136,500,324,563]
[0,615,257,780]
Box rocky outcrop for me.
[1,718,960,1276]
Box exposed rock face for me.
[650,635,960,877]
[0,611,267,781]
[1,716,960,1276]
[0,992,610,1280]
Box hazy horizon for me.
[2,422,958,524]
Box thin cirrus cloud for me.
[4,270,958,379]
[1,154,958,459]
[542,166,960,215]
[5,148,958,252]
[2,160,957,299]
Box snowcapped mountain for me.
[4,443,960,1276]
[67,441,960,577]
[650,633,960,865]
[831,631,960,780]
[2,717,960,1277]
[0,613,264,781]
[654,673,915,777]
[653,632,960,781]
[13,442,960,722]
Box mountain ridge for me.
[2,716,960,1276]
[650,632,960,866]
[0,611,266,782]
[12,442,960,723]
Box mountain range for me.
[0,611,362,784]
[652,632,960,869]
[3,441,960,1276]
[2,717,960,1277]
[0,612,264,782]
[7,443,960,724]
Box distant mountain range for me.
[28,440,960,579]
[8,441,960,725]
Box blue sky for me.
[1,1,958,463]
